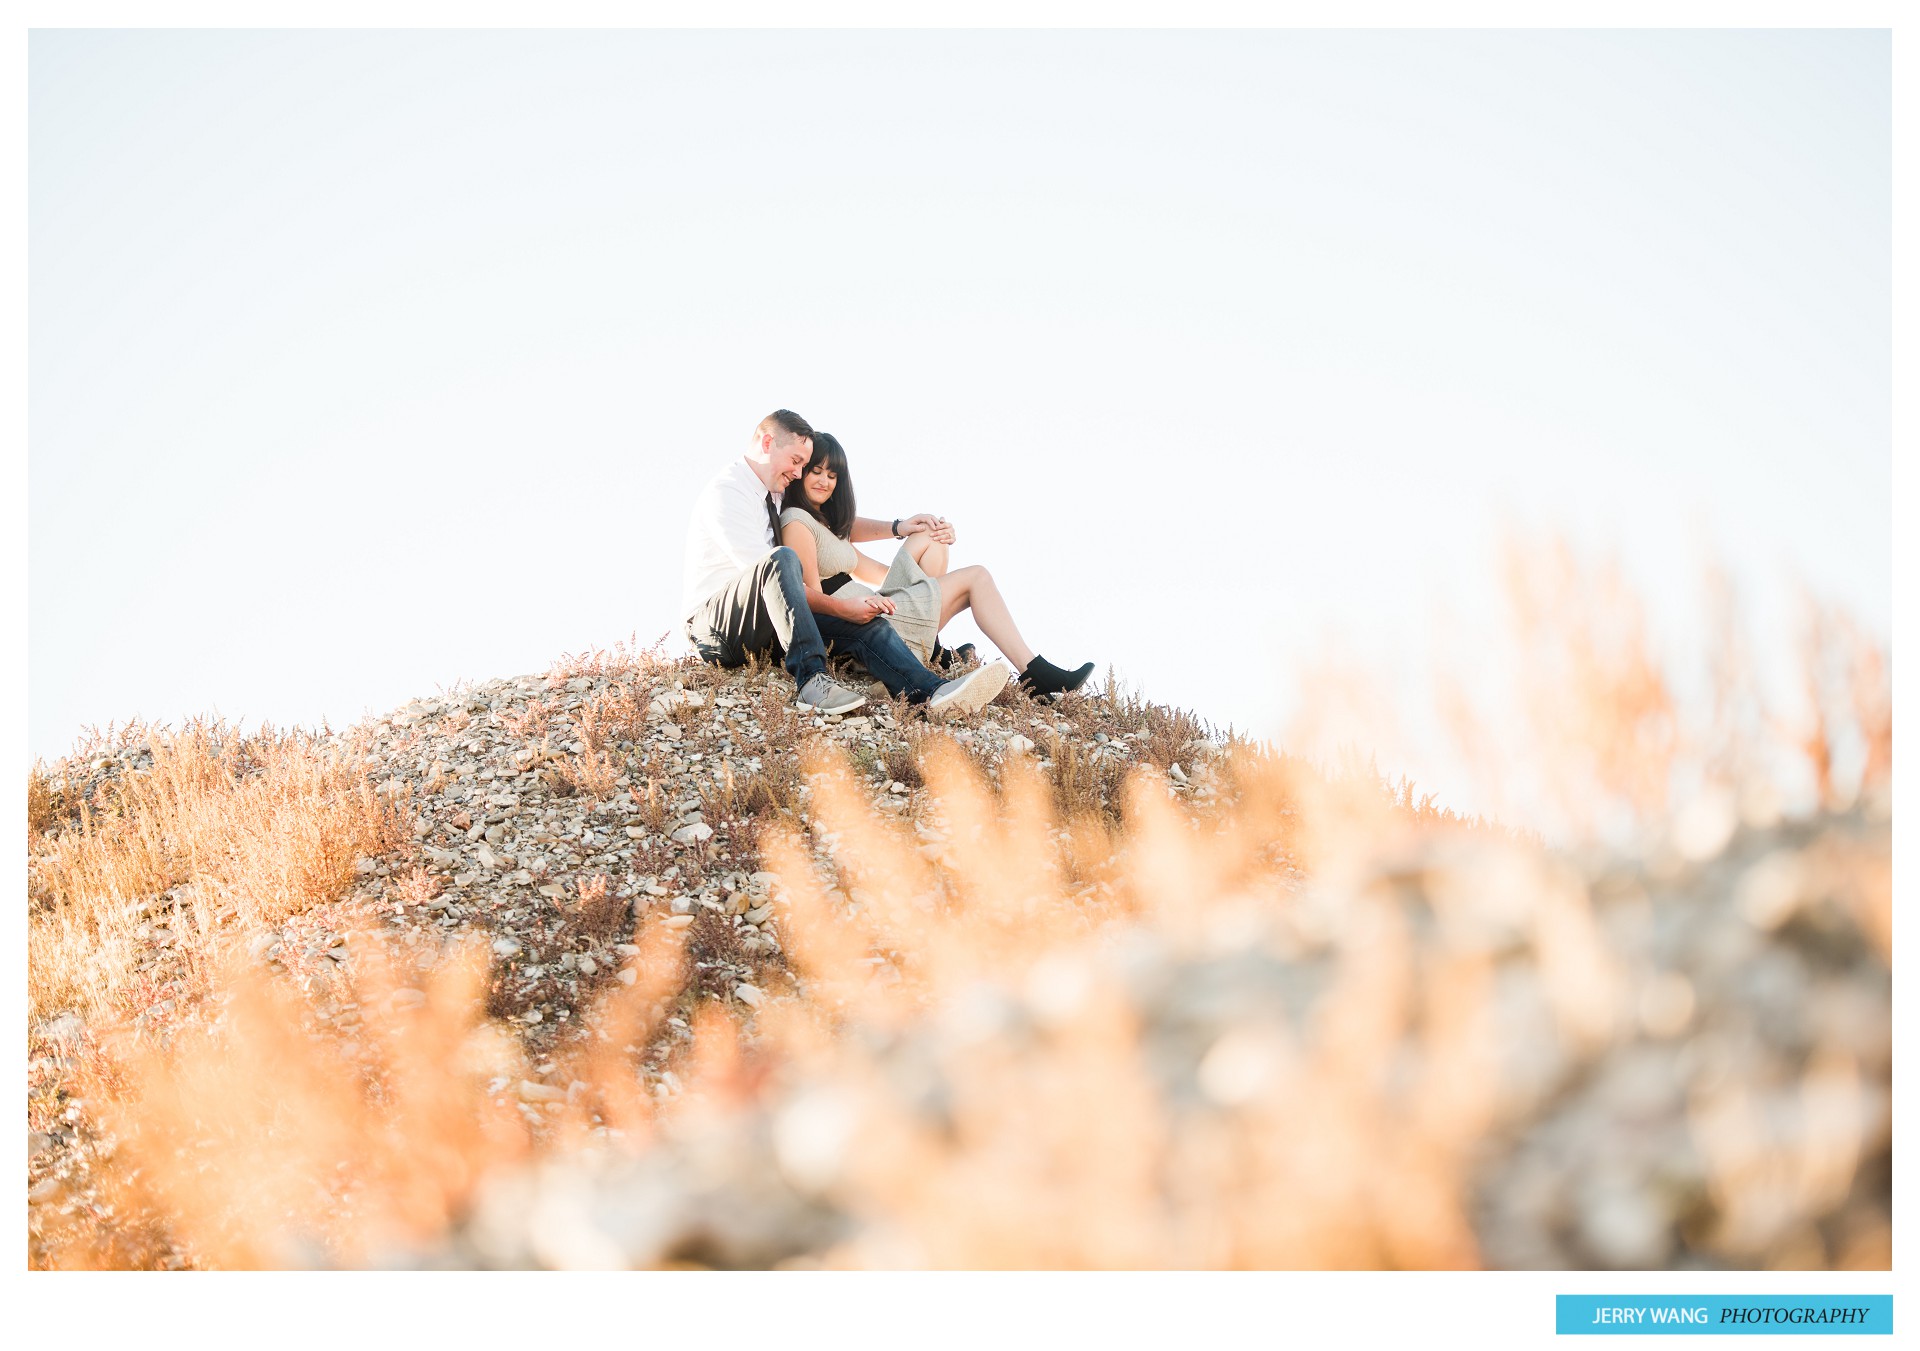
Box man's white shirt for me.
[680,457,780,622]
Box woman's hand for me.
[900,512,956,544]
[839,594,897,622]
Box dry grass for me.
[546,633,673,687]
[555,749,622,803]
[502,698,554,742]
[699,755,808,823]
[393,865,444,908]
[566,873,630,945]
[27,720,407,1027]
[1038,727,1130,825]
[629,775,672,834]
[29,762,61,840]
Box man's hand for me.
[839,594,897,623]
[900,512,956,544]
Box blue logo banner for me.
[1556,1295,1891,1335]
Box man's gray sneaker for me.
[796,673,868,716]
[925,660,1012,719]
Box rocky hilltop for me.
[26,653,1893,1270]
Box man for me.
[680,410,1011,716]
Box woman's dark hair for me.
[780,431,856,539]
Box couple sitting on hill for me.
[680,409,1094,717]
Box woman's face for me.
[802,460,837,507]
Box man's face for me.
[770,433,811,493]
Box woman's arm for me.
[782,521,892,623]
[849,549,889,585]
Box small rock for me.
[617,969,638,986]
[538,883,567,900]
[733,984,765,1008]
[662,915,695,930]
[492,937,523,958]
[516,1079,566,1103]
[745,905,774,926]
[388,988,428,1010]
[1005,734,1035,755]
[671,822,714,845]
[577,957,599,977]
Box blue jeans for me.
[813,610,945,702]
[685,548,943,701]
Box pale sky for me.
[29,29,1890,820]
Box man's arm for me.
[850,513,955,544]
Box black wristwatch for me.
[891,518,902,538]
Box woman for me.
[778,433,1095,697]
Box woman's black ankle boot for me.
[1018,654,1096,697]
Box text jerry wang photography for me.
[22,19,1897,1345]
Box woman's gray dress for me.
[779,508,944,665]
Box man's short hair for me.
[756,409,814,442]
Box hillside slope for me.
[26,650,1892,1270]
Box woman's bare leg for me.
[938,565,1035,672]
[903,533,949,577]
